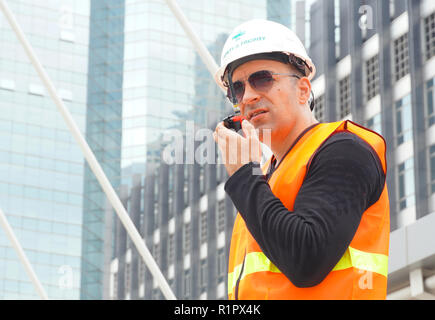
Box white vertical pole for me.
[164,0,272,165]
[0,0,176,300]
[163,0,225,93]
[0,208,48,299]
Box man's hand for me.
[213,120,262,177]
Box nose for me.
[240,81,261,109]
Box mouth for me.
[247,108,268,121]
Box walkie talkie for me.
[222,111,246,133]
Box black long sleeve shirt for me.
[224,128,385,288]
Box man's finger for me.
[241,120,263,161]
[216,122,231,136]
[217,124,241,141]
[242,120,259,140]
[215,122,225,133]
[241,119,250,137]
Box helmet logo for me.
[223,36,266,60]
[232,30,246,41]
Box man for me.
[213,19,390,300]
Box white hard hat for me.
[214,19,316,90]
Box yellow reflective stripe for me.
[228,263,243,295]
[228,252,281,295]
[332,247,388,277]
[228,247,388,294]
[243,251,282,275]
[332,248,352,271]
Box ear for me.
[297,77,312,105]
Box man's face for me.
[231,59,302,144]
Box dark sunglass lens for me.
[233,81,245,102]
[249,71,274,91]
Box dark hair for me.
[287,54,310,77]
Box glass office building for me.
[80,0,125,300]
[306,0,435,298]
[0,0,89,299]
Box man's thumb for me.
[242,120,257,138]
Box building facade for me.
[307,0,435,231]
[306,0,435,298]
[80,0,125,300]
[0,0,90,299]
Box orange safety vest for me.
[227,120,390,300]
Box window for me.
[338,75,351,119]
[200,259,207,289]
[199,166,205,195]
[216,162,226,184]
[397,158,415,211]
[138,261,145,287]
[365,55,380,101]
[334,0,341,58]
[184,270,191,298]
[217,281,225,300]
[430,145,435,194]
[112,272,118,300]
[154,178,159,198]
[217,200,225,234]
[424,12,435,61]
[217,248,226,278]
[427,78,435,127]
[393,33,409,82]
[183,222,191,254]
[200,211,207,244]
[389,0,395,19]
[154,202,159,228]
[168,190,173,219]
[184,166,189,206]
[314,94,325,122]
[153,242,160,266]
[59,89,73,101]
[366,113,382,135]
[28,84,45,96]
[267,0,291,26]
[125,263,131,298]
[168,234,175,265]
[0,79,15,91]
[395,94,413,146]
[183,179,189,206]
[168,166,174,193]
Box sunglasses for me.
[226,70,301,104]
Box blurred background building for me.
[306,0,435,299]
[0,0,434,300]
[0,0,89,298]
